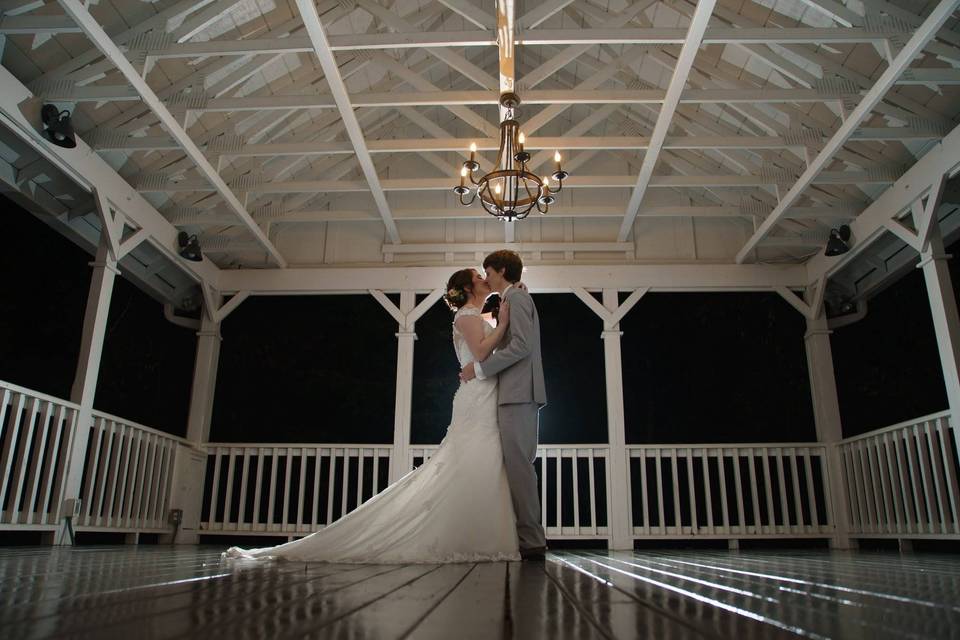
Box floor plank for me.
[1,546,959,639]
[406,562,508,639]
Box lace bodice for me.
[452,306,494,368]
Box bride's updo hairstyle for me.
[444,269,474,311]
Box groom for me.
[460,250,547,560]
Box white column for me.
[601,290,633,550]
[391,291,417,483]
[186,314,222,444]
[804,314,854,549]
[919,223,960,456]
[56,234,118,544]
[164,312,222,544]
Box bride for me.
[222,268,521,563]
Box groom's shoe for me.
[520,546,547,562]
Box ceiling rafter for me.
[736,0,960,263]
[618,0,718,241]
[294,0,400,244]
[57,0,288,266]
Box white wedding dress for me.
[222,305,520,563]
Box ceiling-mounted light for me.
[824,225,851,257]
[41,104,77,149]
[177,232,203,262]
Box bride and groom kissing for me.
[224,249,547,563]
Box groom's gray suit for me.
[475,284,547,550]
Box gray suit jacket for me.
[479,286,547,406]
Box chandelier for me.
[452,92,567,221]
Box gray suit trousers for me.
[498,402,546,550]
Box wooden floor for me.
[0,546,958,639]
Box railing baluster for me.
[122,429,143,528]
[340,448,349,519]
[312,447,322,529]
[207,447,222,532]
[133,435,154,529]
[325,447,335,525]
[267,447,278,530]
[281,447,293,531]
[701,449,713,534]
[717,449,729,534]
[775,449,789,533]
[22,400,52,524]
[571,449,581,534]
[923,421,950,534]
[252,448,265,531]
[761,448,775,533]
[686,448,697,533]
[913,424,937,534]
[555,449,562,534]
[7,397,39,525]
[745,448,759,534]
[39,405,67,525]
[803,449,818,528]
[934,418,960,533]
[892,431,914,534]
[669,448,681,535]
[297,447,307,532]
[223,449,237,531]
[873,436,894,534]
[237,449,251,530]
[732,448,746,534]
[654,449,664,535]
[788,449,803,532]
[588,448,598,535]
[881,434,903,534]
[0,393,28,523]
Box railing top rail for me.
[205,442,397,450]
[410,444,614,451]
[839,410,952,445]
[625,442,825,450]
[0,380,80,410]
[91,409,191,445]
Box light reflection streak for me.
[575,556,830,640]
[91,572,233,597]
[597,554,782,604]
[659,558,960,612]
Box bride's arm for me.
[454,304,510,362]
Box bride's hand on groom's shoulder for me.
[516,281,528,292]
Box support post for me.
[391,291,417,483]
[804,313,855,549]
[919,222,960,457]
[371,288,444,484]
[56,233,118,544]
[572,287,647,550]
[164,311,222,545]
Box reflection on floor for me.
[0,546,958,639]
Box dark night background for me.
[1,195,955,444]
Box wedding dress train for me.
[222,305,519,563]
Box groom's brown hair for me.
[483,250,523,283]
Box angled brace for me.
[775,275,826,320]
[202,286,250,324]
[883,173,947,253]
[93,187,150,261]
[370,288,445,333]
[572,287,649,330]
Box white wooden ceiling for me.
[1,0,958,281]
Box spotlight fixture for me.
[824,225,851,257]
[177,232,203,262]
[40,104,77,149]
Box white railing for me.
[411,444,611,538]
[202,444,393,535]
[75,411,182,531]
[626,444,832,538]
[839,411,960,538]
[0,380,182,533]
[0,381,78,529]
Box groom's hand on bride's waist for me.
[460,362,476,382]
